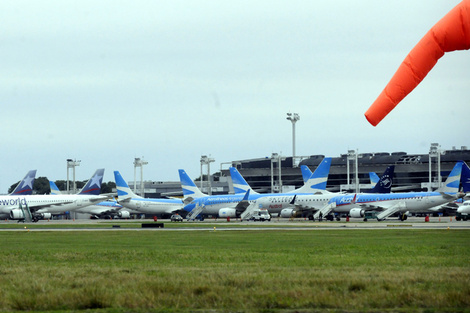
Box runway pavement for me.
[1,216,469,231]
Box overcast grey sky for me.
[1,0,468,193]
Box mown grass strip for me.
[0,229,468,312]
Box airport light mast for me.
[286,113,300,166]
[271,153,278,193]
[200,155,215,195]
[66,159,81,194]
[270,153,284,193]
[347,150,359,193]
[429,143,445,190]
[134,157,148,197]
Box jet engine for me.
[349,208,365,218]
[9,209,25,220]
[35,213,52,220]
[280,209,295,218]
[218,208,237,218]
[118,211,130,219]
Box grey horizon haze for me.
[1,0,468,193]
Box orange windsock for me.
[365,0,470,126]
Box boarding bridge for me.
[313,202,336,220]
[186,204,205,221]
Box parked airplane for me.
[457,200,470,214]
[424,161,470,215]
[10,170,37,196]
[0,170,38,219]
[249,165,395,220]
[49,180,134,219]
[33,169,114,217]
[114,171,183,216]
[324,161,464,221]
[180,158,332,220]
[3,169,114,222]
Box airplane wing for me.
[88,195,116,203]
[28,200,75,211]
[375,202,406,221]
[233,190,251,213]
[183,196,195,205]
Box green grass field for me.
[0,229,469,312]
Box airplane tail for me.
[178,169,207,199]
[368,166,395,193]
[292,158,332,194]
[78,169,105,195]
[369,172,380,186]
[49,181,62,195]
[229,167,259,194]
[114,171,141,201]
[10,170,37,195]
[461,161,470,193]
[300,165,313,184]
[437,161,463,194]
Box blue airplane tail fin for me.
[461,162,470,193]
[369,172,380,186]
[78,169,105,195]
[368,166,394,193]
[49,181,62,195]
[229,167,259,194]
[114,171,141,200]
[438,161,463,194]
[178,169,207,199]
[10,170,37,195]
[300,165,313,184]
[293,158,332,193]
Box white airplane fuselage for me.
[331,192,456,214]
[457,200,470,214]
[256,194,335,214]
[119,198,184,215]
[0,194,111,215]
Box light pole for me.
[429,143,445,190]
[286,113,300,166]
[134,157,148,197]
[200,155,207,190]
[270,153,278,193]
[66,159,81,194]
[200,155,215,195]
[347,150,359,193]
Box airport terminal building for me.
[138,145,470,197]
